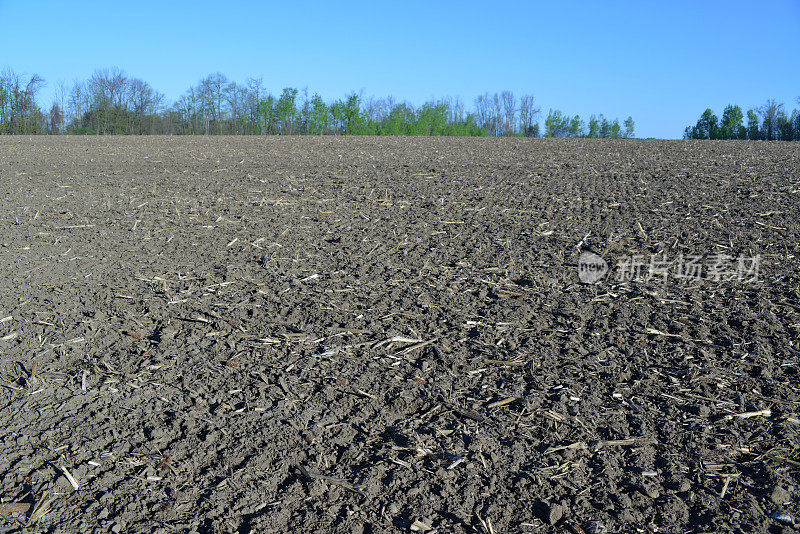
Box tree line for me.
[1,66,638,138]
[0,69,45,134]
[684,99,800,140]
[544,110,634,138]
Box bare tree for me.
[452,96,464,124]
[199,73,228,134]
[188,86,201,133]
[501,90,515,135]
[492,93,502,136]
[128,78,162,134]
[54,80,68,129]
[19,74,45,133]
[0,70,46,133]
[759,99,784,140]
[246,78,263,134]
[88,67,127,133]
[49,102,63,133]
[175,91,196,134]
[225,81,247,134]
[364,96,380,124]
[519,94,540,136]
[68,80,87,131]
[474,94,489,131]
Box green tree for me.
[381,103,407,135]
[690,109,719,139]
[587,115,599,138]
[329,99,346,133]
[276,88,298,134]
[623,116,635,138]
[568,115,585,137]
[415,102,448,135]
[777,111,793,140]
[609,118,622,139]
[599,115,610,138]
[746,109,761,140]
[308,93,328,135]
[719,105,745,139]
[545,109,569,137]
[464,114,489,136]
[259,95,276,134]
[342,93,363,134]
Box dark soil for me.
[1,136,798,533]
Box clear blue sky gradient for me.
[1,0,799,138]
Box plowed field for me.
[1,136,798,533]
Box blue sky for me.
[1,0,799,138]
